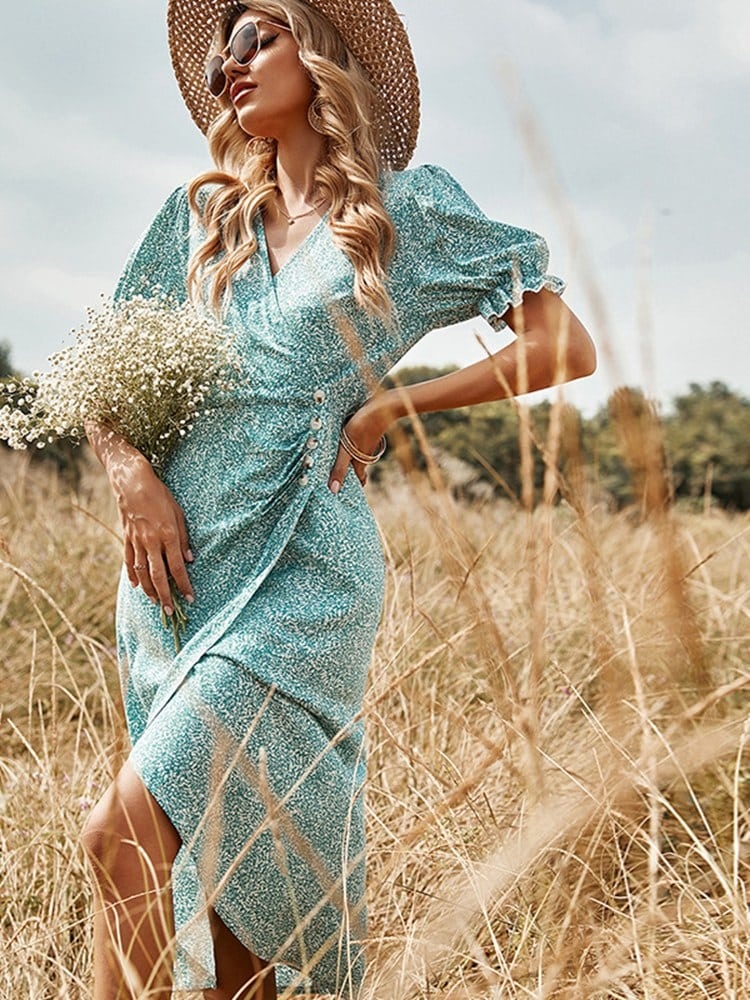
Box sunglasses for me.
[206,18,292,98]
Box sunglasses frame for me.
[205,18,293,98]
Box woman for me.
[82,0,596,997]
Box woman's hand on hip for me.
[329,394,395,494]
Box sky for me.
[1,0,748,416]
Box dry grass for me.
[1,439,750,998]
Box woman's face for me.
[220,8,314,139]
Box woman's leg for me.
[204,907,277,1000]
[82,761,181,1000]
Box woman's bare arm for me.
[329,289,596,492]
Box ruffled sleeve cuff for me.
[480,272,567,331]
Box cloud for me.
[493,0,750,132]
[0,86,206,195]
[717,0,750,61]
[0,264,109,314]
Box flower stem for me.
[160,578,189,653]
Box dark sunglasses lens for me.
[231,22,260,65]
[206,55,226,97]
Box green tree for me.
[0,341,14,379]
[665,382,750,509]
[380,366,553,503]
[584,387,671,514]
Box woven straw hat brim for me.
[167,0,421,170]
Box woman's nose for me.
[222,49,245,82]
[222,51,237,77]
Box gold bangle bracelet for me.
[340,428,387,465]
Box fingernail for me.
[186,595,195,605]
[330,480,341,495]
[186,550,195,563]
[164,605,174,617]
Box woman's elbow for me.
[566,322,597,380]
[520,291,597,383]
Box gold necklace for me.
[276,195,325,226]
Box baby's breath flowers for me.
[0,294,243,649]
[0,294,240,474]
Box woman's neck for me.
[274,129,326,210]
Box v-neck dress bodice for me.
[256,210,330,280]
[113,164,564,996]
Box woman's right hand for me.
[115,461,195,614]
[85,422,194,614]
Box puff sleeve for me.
[393,164,565,337]
[114,185,191,304]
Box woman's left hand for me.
[329,395,394,494]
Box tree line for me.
[378,367,750,512]
[2,343,749,511]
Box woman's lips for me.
[230,81,257,104]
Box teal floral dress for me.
[114,164,564,995]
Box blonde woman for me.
[82,1,596,998]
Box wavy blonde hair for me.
[186,0,396,319]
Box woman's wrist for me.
[101,439,153,492]
[368,388,408,432]
[86,420,151,482]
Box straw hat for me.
[167,0,421,170]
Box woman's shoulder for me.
[381,163,460,208]
[381,164,484,230]
[154,180,220,220]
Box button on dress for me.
[113,164,564,995]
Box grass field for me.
[1,442,750,998]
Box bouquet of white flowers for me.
[0,294,242,647]
[0,294,239,472]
